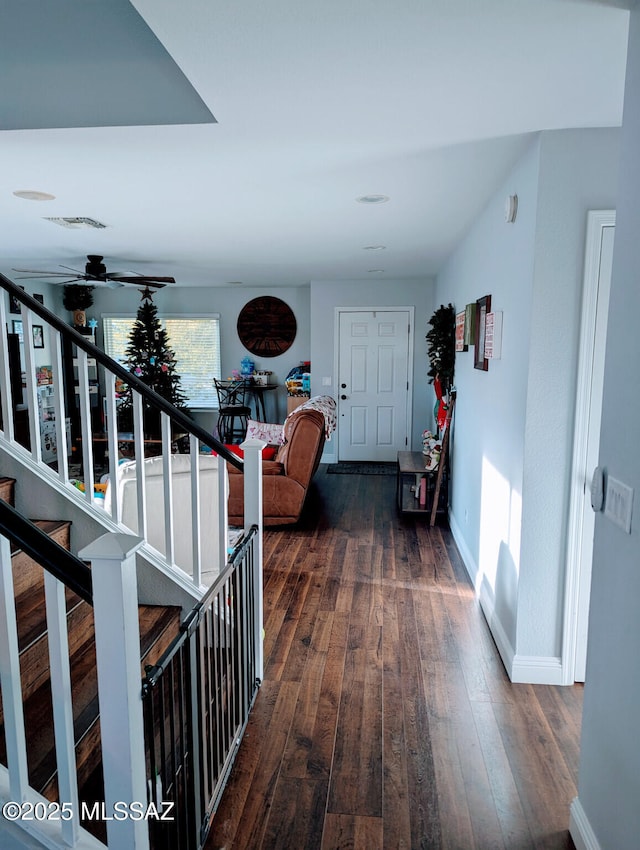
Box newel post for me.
[79,533,149,850]
[240,438,265,682]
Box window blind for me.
[103,315,221,409]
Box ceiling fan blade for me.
[106,275,175,285]
[12,268,77,277]
[13,257,176,287]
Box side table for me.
[396,451,447,524]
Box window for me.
[103,315,221,409]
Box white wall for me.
[518,128,620,663]
[5,281,63,375]
[436,127,620,681]
[573,9,640,849]
[309,278,435,462]
[90,283,311,429]
[436,138,540,656]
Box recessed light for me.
[367,269,385,274]
[363,245,386,251]
[13,190,56,201]
[228,280,244,286]
[356,194,389,204]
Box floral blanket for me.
[289,395,337,440]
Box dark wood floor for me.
[206,468,581,850]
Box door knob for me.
[341,394,347,400]
[341,383,347,389]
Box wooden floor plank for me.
[206,467,582,850]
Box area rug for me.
[326,462,396,476]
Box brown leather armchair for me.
[228,407,325,526]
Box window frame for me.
[101,313,221,410]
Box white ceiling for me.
[0,0,631,288]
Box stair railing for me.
[142,524,260,849]
[0,503,124,848]
[0,273,262,594]
[0,500,262,849]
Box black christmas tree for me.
[118,288,188,437]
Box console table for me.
[396,451,448,525]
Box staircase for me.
[0,476,181,842]
[1,274,264,848]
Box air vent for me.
[44,217,108,229]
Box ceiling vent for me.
[44,217,107,229]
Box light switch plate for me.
[604,475,634,534]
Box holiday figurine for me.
[422,430,442,471]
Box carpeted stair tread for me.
[0,476,16,505]
[1,493,183,810]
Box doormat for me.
[326,462,396,476]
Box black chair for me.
[214,379,252,443]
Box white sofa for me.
[105,454,226,584]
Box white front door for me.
[337,310,411,462]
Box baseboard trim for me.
[448,510,564,685]
[511,653,564,685]
[570,797,602,850]
[449,510,516,677]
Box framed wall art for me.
[464,302,476,346]
[9,286,25,314]
[32,325,44,349]
[12,319,23,340]
[474,294,491,371]
[455,310,467,352]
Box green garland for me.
[426,303,455,392]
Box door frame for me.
[334,306,414,461]
[562,210,615,684]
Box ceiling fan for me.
[12,255,176,288]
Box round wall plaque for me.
[237,296,297,357]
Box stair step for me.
[0,476,16,505]
[0,511,183,808]
[11,520,71,598]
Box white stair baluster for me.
[44,571,80,848]
[161,412,175,566]
[21,307,42,464]
[133,391,147,540]
[190,435,202,586]
[50,328,69,485]
[77,349,94,503]
[0,296,15,442]
[0,534,29,800]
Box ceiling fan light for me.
[13,190,56,201]
[356,194,389,204]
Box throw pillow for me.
[245,419,285,445]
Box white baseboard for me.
[511,653,564,685]
[448,510,564,685]
[449,510,516,676]
[448,509,478,585]
[570,797,602,850]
